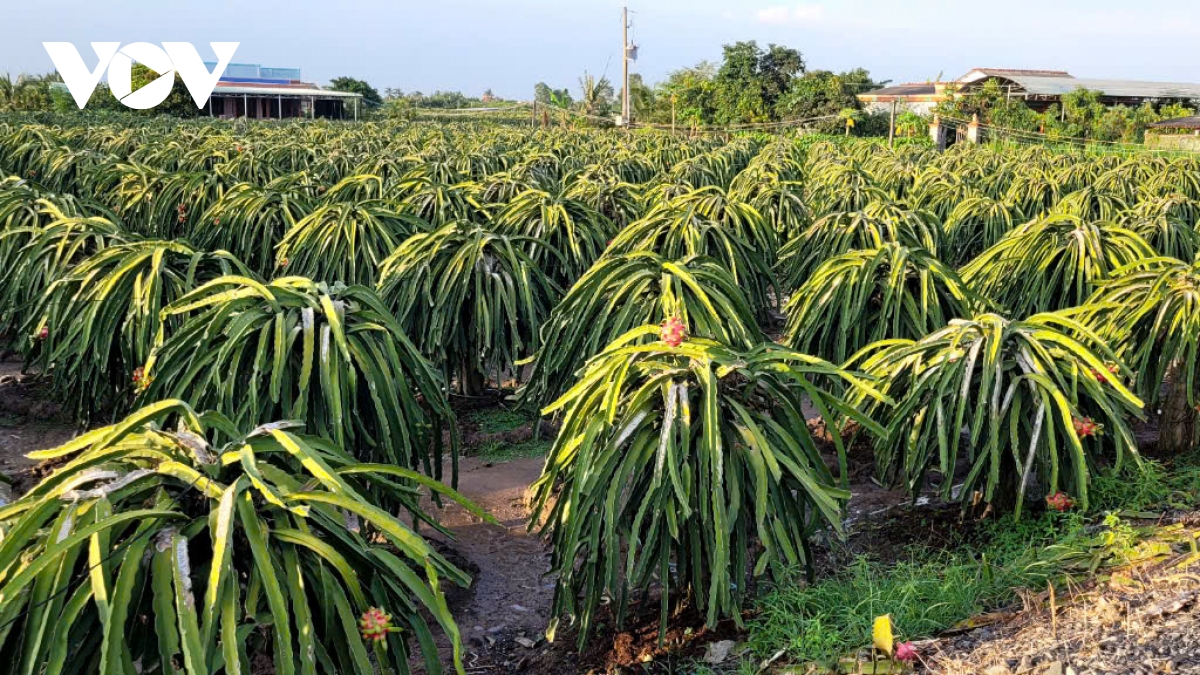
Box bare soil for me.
[0,360,77,497]
[421,454,556,674]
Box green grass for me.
[738,496,1197,670]
[467,407,533,434]
[473,438,551,463]
[1089,457,1200,513]
[741,517,1079,669]
[464,406,549,462]
[735,451,1200,670]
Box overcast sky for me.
[5,0,1200,100]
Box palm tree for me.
[578,71,615,119]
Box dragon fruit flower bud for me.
[1072,416,1102,438]
[894,641,917,663]
[359,607,394,642]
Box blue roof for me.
[205,62,302,82]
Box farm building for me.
[857,82,952,114]
[204,63,363,120]
[1145,115,1200,151]
[860,68,1200,114]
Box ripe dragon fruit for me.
[1091,363,1119,384]
[659,316,687,347]
[1046,492,1074,512]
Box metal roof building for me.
[857,83,952,114]
[955,68,1200,108]
[203,63,363,120]
[1149,116,1200,131]
[859,68,1200,113]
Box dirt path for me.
[423,455,556,673]
[0,360,78,498]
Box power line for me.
[630,114,841,135]
[936,113,1200,156]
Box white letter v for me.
[42,42,120,109]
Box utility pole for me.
[671,93,677,134]
[622,6,630,127]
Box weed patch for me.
[468,408,532,434]
[474,438,551,463]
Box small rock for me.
[487,624,507,634]
[704,640,737,665]
[515,637,536,649]
[510,604,529,612]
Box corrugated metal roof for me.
[966,72,1200,99]
[960,68,1073,82]
[862,84,939,97]
[211,83,361,98]
[1150,116,1200,129]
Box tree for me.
[411,90,472,108]
[329,76,383,106]
[577,71,614,118]
[618,73,655,122]
[113,63,200,117]
[652,61,717,126]
[759,43,806,105]
[712,41,805,124]
[0,73,56,112]
[534,81,573,108]
[896,110,926,138]
[935,79,1040,131]
[776,68,885,131]
[937,82,1189,143]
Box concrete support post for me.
[929,115,948,151]
[888,100,897,148]
[967,113,982,144]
